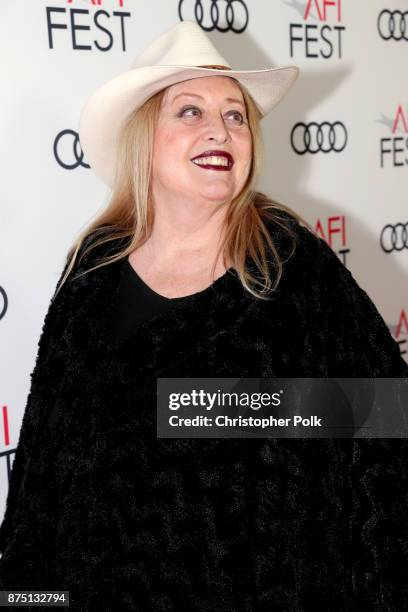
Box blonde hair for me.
[54,77,314,301]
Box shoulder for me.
[264,210,378,310]
[270,213,408,376]
[68,228,129,277]
[76,228,127,265]
[51,228,127,305]
[261,208,331,276]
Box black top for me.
[106,259,190,345]
[1,219,408,611]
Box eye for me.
[226,110,244,125]
[178,106,201,119]
[177,106,246,125]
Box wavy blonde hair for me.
[54,76,314,301]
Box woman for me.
[1,20,407,611]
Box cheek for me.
[154,127,176,157]
[155,130,195,168]
[236,131,252,158]
[237,139,252,172]
[153,131,180,178]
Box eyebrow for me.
[171,92,245,108]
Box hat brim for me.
[79,64,299,188]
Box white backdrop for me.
[1,0,407,520]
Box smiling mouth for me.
[191,156,233,172]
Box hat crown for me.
[79,21,300,188]
[130,21,231,70]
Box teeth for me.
[192,156,230,166]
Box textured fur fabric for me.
[0,214,407,611]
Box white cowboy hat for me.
[78,20,300,189]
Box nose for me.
[205,112,232,144]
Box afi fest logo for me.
[315,215,350,265]
[390,309,408,360]
[46,0,130,51]
[378,104,408,168]
[0,286,14,485]
[0,405,15,486]
[67,0,125,4]
[288,0,345,59]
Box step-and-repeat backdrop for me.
[1,0,407,519]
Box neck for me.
[144,193,231,272]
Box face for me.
[151,76,252,208]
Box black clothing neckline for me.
[101,252,245,355]
[125,257,232,302]
[106,258,231,347]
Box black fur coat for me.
[1,215,407,611]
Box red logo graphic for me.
[67,0,125,5]
[395,309,408,359]
[1,405,16,486]
[2,405,10,447]
[47,2,131,51]
[289,0,345,59]
[396,309,408,338]
[391,104,408,134]
[304,0,342,22]
[379,104,408,168]
[315,215,350,265]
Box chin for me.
[200,191,235,204]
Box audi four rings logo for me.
[178,0,249,32]
[378,10,408,41]
[380,223,408,253]
[290,122,348,154]
[0,287,8,321]
[53,129,90,171]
